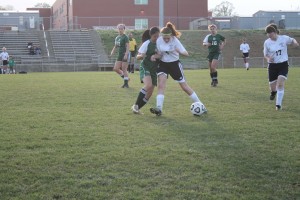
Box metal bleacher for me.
[49,31,98,62]
[0,30,111,72]
[0,31,42,65]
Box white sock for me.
[189,92,201,103]
[276,88,284,106]
[246,63,249,68]
[124,77,129,80]
[156,94,164,111]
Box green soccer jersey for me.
[115,34,129,55]
[140,40,158,69]
[204,34,225,53]
[8,59,15,67]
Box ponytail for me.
[141,27,160,42]
[161,22,181,38]
[141,29,151,42]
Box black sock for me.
[135,89,147,107]
[138,98,148,109]
[131,64,134,72]
[271,91,277,96]
[213,71,218,82]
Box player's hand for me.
[150,55,158,62]
[268,57,274,63]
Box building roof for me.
[0,10,39,14]
[254,10,300,15]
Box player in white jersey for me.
[0,47,9,74]
[240,38,250,70]
[263,24,299,110]
[149,22,206,116]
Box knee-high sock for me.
[276,88,284,106]
[189,92,201,103]
[156,94,165,111]
[135,89,147,108]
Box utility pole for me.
[159,0,164,28]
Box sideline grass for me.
[0,68,299,199]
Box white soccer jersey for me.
[240,43,250,53]
[138,40,151,54]
[156,36,187,62]
[0,52,9,60]
[263,35,294,63]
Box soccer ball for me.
[190,102,207,116]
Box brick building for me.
[51,0,208,30]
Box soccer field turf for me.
[0,68,299,199]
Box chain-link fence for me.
[234,57,300,68]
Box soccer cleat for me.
[150,107,162,116]
[211,80,217,87]
[131,105,143,114]
[270,91,277,100]
[276,105,282,111]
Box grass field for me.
[0,68,299,199]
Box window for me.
[19,16,24,25]
[135,19,148,29]
[135,0,148,5]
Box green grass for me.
[0,68,299,199]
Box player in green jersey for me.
[110,24,130,88]
[131,27,160,114]
[203,24,226,87]
[8,56,16,74]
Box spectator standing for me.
[0,47,9,74]
[128,32,137,73]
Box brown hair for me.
[265,24,279,34]
[161,22,181,38]
[208,24,217,30]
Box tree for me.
[0,5,14,10]
[34,2,51,8]
[213,1,235,17]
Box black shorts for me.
[2,60,8,66]
[157,60,185,82]
[242,53,249,58]
[130,51,136,57]
[268,61,289,83]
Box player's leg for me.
[209,64,214,86]
[170,61,205,106]
[150,63,168,116]
[268,63,278,101]
[275,63,288,110]
[275,76,286,110]
[127,52,131,73]
[121,61,129,88]
[243,54,247,67]
[210,58,219,87]
[130,56,135,73]
[150,74,166,116]
[113,61,124,78]
[245,53,250,70]
[132,68,155,113]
